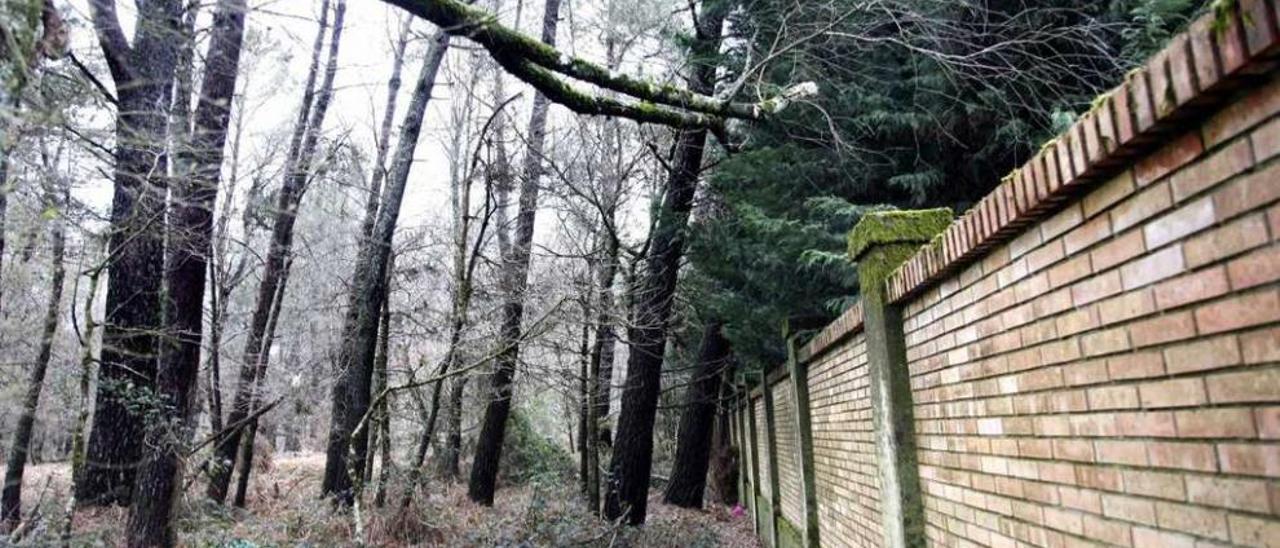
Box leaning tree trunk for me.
[79,0,184,507]
[206,0,341,503]
[466,0,562,506]
[662,321,731,508]
[126,0,247,542]
[1,173,67,532]
[321,29,451,506]
[603,2,725,524]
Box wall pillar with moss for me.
[848,209,951,548]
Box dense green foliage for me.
[687,0,1208,368]
[498,409,575,485]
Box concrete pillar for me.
[848,209,951,548]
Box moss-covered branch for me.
[379,0,812,126]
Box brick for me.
[1117,411,1178,437]
[1127,469,1187,501]
[1112,182,1174,233]
[1078,466,1123,492]
[1130,68,1157,133]
[1065,215,1113,255]
[1059,486,1103,513]
[1195,289,1280,334]
[1175,407,1257,437]
[1213,5,1250,77]
[1252,114,1280,162]
[1139,377,1207,408]
[1169,137,1255,202]
[1154,267,1230,310]
[1241,326,1280,364]
[1088,385,1138,410]
[1228,513,1280,547]
[1207,367,1280,403]
[1203,77,1280,147]
[1048,254,1093,287]
[1257,406,1280,438]
[1121,246,1186,289]
[1148,47,1175,119]
[1188,17,1222,93]
[1054,439,1096,462]
[1187,475,1272,513]
[1239,0,1279,56]
[1086,174,1137,222]
[1082,514,1131,546]
[1107,350,1165,380]
[1129,311,1197,347]
[1103,494,1155,523]
[1044,506,1084,536]
[1064,359,1108,386]
[1112,83,1137,146]
[1025,240,1064,274]
[1271,202,1280,238]
[1163,334,1242,375]
[1091,230,1146,272]
[1096,440,1148,466]
[1082,327,1131,357]
[1227,244,1280,289]
[1056,307,1099,336]
[1132,527,1195,548]
[1043,203,1084,240]
[1155,501,1229,541]
[1072,271,1123,306]
[1218,443,1280,476]
[1144,197,1217,249]
[1040,339,1082,365]
[1183,213,1270,268]
[1137,131,1204,186]
[1218,162,1280,225]
[1098,289,1155,324]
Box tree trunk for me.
[662,321,731,508]
[62,251,102,543]
[206,0,342,503]
[372,294,393,507]
[125,0,247,541]
[603,2,725,524]
[706,374,737,506]
[1,173,67,532]
[79,0,184,507]
[466,0,562,506]
[321,29,450,507]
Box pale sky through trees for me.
[63,0,673,244]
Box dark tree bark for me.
[706,376,738,506]
[79,0,184,507]
[206,0,343,503]
[321,28,451,506]
[466,0,562,506]
[663,322,731,508]
[125,0,248,542]
[603,2,726,524]
[372,293,393,507]
[1,171,67,533]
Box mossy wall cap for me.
[847,208,953,262]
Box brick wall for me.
[808,330,881,546]
[732,2,1280,546]
[773,379,806,530]
[904,71,1280,545]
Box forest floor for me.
[4,453,757,547]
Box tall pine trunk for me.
[466,0,562,505]
[321,29,451,506]
[126,0,248,541]
[603,2,725,523]
[1,171,67,532]
[206,0,343,502]
[79,0,184,506]
[662,321,730,508]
